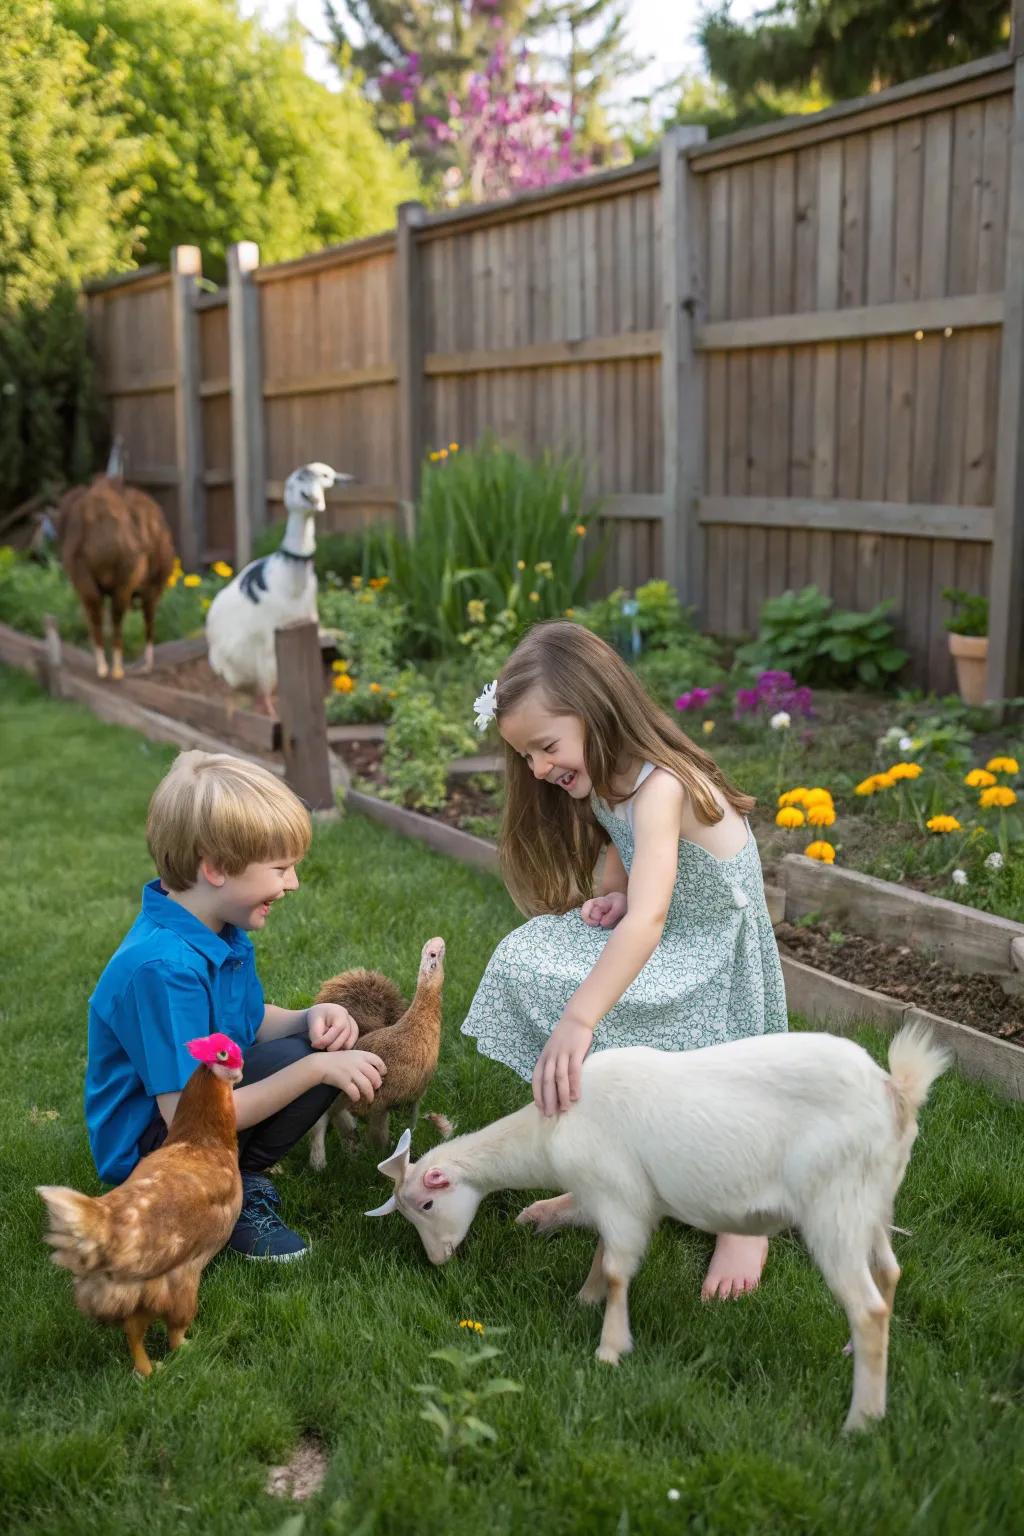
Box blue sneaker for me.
[228,1173,308,1262]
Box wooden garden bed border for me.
[3,619,1021,1097]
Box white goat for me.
[367,1026,950,1433]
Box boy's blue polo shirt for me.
[85,880,264,1184]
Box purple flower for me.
[674,685,720,711]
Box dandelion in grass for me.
[986,756,1019,775]
[807,802,837,828]
[965,768,997,789]
[980,786,1017,809]
[952,868,968,886]
[183,573,201,588]
[776,806,805,829]
[804,841,836,863]
[927,815,962,834]
[458,1319,485,1334]
[985,850,1004,871]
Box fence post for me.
[275,620,334,811]
[227,241,266,571]
[170,245,205,571]
[990,8,1024,700]
[660,125,708,618]
[396,200,428,537]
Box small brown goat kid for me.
[59,453,176,679]
[309,937,446,1168]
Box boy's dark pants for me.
[139,1036,338,1174]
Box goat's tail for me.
[887,1023,952,1123]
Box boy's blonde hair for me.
[147,751,312,891]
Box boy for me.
[85,750,386,1260]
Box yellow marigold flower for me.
[574,524,587,536]
[369,576,389,590]
[429,451,440,462]
[804,787,833,807]
[332,674,355,694]
[529,590,540,602]
[331,659,350,674]
[980,786,1017,809]
[873,771,897,790]
[388,689,398,699]
[965,768,997,788]
[775,806,806,829]
[807,803,837,827]
[888,762,923,781]
[778,788,809,808]
[211,560,233,579]
[166,572,179,588]
[369,682,382,694]
[439,448,449,460]
[854,776,879,796]
[467,598,486,624]
[804,841,836,864]
[986,756,1020,775]
[449,442,459,453]
[516,559,526,571]
[702,719,715,736]
[926,814,962,833]
[183,573,201,588]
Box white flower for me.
[472,679,498,733]
[952,868,968,886]
[899,735,914,752]
[667,1489,681,1502]
[770,711,791,731]
[985,850,1004,871]
[884,725,906,744]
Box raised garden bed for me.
[332,737,501,836]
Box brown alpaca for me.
[59,453,176,679]
[309,937,446,1166]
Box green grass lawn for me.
[2,669,1023,1536]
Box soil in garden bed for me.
[775,920,1024,1042]
[336,740,501,834]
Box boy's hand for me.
[319,1049,387,1104]
[307,1001,359,1051]
[581,891,628,928]
[532,1017,594,1117]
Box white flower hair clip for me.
[473,679,498,733]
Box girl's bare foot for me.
[701,1233,768,1300]
[515,1193,577,1232]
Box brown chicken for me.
[37,1034,243,1377]
[309,936,446,1167]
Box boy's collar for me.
[142,879,246,965]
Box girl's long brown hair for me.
[495,621,754,915]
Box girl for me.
[461,621,787,1300]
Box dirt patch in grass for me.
[266,1432,329,1501]
[775,920,1024,1042]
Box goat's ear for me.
[377,1126,412,1186]
[422,1167,450,1190]
[364,1195,397,1218]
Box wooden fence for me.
[85,43,1024,697]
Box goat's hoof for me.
[95,664,109,680]
[841,1407,882,1435]
[595,1343,628,1366]
[110,666,125,682]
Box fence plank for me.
[697,495,993,539]
[228,242,265,567]
[170,246,205,568]
[395,202,427,528]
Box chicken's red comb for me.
[186,1033,243,1069]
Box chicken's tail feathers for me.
[36,1185,109,1273]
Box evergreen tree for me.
[699,0,1009,106]
[529,0,639,158]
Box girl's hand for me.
[533,1017,594,1117]
[307,1002,359,1052]
[581,891,628,928]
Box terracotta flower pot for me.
[948,632,989,705]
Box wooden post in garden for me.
[275,621,334,811]
[660,125,708,618]
[227,241,266,572]
[170,245,205,572]
[395,200,428,538]
[989,4,1024,700]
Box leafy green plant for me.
[633,639,727,711]
[413,1330,523,1470]
[381,437,605,656]
[574,579,697,655]
[943,587,989,638]
[320,579,406,723]
[742,585,908,689]
[379,673,477,810]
